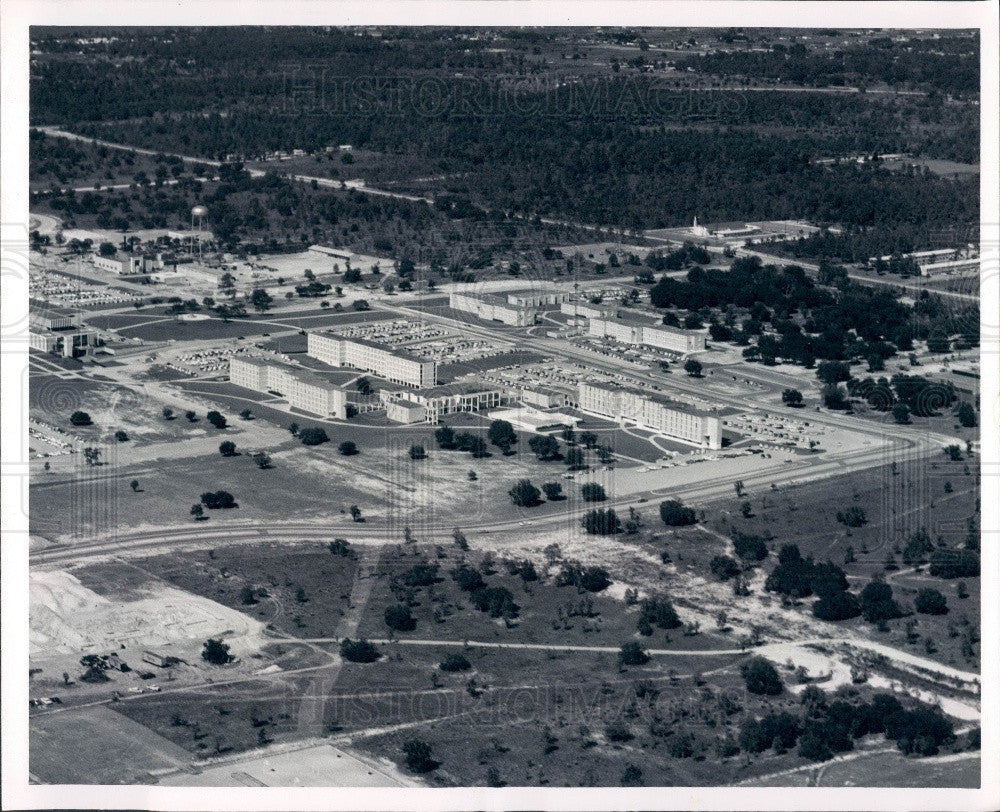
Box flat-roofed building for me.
[578,382,721,449]
[29,301,96,358]
[386,398,427,424]
[588,314,706,353]
[560,301,618,321]
[229,356,347,419]
[382,382,508,424]
[93,253,163,275]
[488,406,579,433]
[521,384,576,409]
[449,291,538,327]
[506,287,572,308]
[307,332,436,388]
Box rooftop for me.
[581,381,716,418]
[318,332,431,364]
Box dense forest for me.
[30,28,979,259]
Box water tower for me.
[190,205,208,261]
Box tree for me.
[782,389,803,407]
[710,555,741,581]
[219,440,237,457]
[817,361,852,385]
[434,425,456,449]
[240,586,258,605]
[915,588,948,615]
[837,506,867,527]
[619,641,650,666]
[239,408,254,420]
[338,441,359,456]
[402,739,438,773]
[509,479,541,507]
[579,431,598,449]
[185,410,198,422]
[564,447,587,470]
[350,505,362,522]
[408,444,427,460]
[740,657,783,695]
[255,452,272,469]
[162,407,174,420]
[288,422,300,436]
[580,482,607,502]
[130,479,140,492]
[384,605,417,632]
[355,376,373,396]
[620,764,644,786]
[956,402,977,428]
[542,482,564,501]
[70,410,93,426]
[249,288,273,312]
[299,427,329,446]
[114,429,129,442]
[487,419,518,453]
[581,508,622,535]
[201,638,234,665]
[660,500,696,526]
[860,578,904,623]
[528,434,560,460]
[201,491,237,509]
[83,447,101,466]
[206,410,228,429]
[892,403,911,424]
[684,359,703,377]
[190,503,205,520]
[339,638,380,663]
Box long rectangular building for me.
[449,291,538,327]
[381,382,508,424]
[307,332,436,388]
[229,356,347,418]
[578,382,721,449]
[588,315,705,354]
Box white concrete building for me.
[449,291,538,327]
[588,314,706,353]
[29,302,97,358]
[560,301,618,320]
[577,382,721,449]
[386,399,427,424]
[229,356,347,418]
[307,332,436,388]
[382,383,508,424]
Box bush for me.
[114,430,130,442]
[605,721,634,742]
[508,479,542,507]
[470,586,519,618]
[740,712,801,753]
[710,555,741,581]
[69,410,93,426]
[859,579,905,624]
[338,441,358,455]
[339,638,381,663]
[402,739,438,773]
[219,440,237,457]
[914,588,948,615]
[557,562,611,593]
[439,653,471,672]
[639,596,682,630]
[201,638,234,665]
[206,410,228,429]
[200,491,237,509]
[451,564,485,592]
[929,549,980,579]
[384,605,417,632]
[580,482,607,502]
[298,427,329,446]
[733,532,768,562]
[836,506,867,527]
[618,642,650,666]
[740,657,783,695]
[542,482,564,501]
[659,500,697,526]
[812,590,862,621]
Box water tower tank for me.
[191,205,208,218]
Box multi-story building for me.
[560,301,618,321]
[577,382,721,449]
[506,287,572,308]
[385,398,427,424]
[449,291,538,327]
[588,314,706,354]
[382,382,508,424]
[307,332,436,388]
[93,253,163,275]
[521,384,577,409]
[229,356,347,418]
[28,302,97,358]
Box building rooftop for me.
[319,332,430,364]
[581,381,716,418]
[417,381,503,398]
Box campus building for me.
[588,314,706,354]
[577,382,721,449]
[28,301,97,358]
[449,291,538,327]
[560,301,618,321]
[381,382,509,424]
[93,253,163,275]
[229,356,347,419]
[307,332,436,388]
[520,384,577,409]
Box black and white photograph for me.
[1,2,997,810]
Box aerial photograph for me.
[22,25,984,791]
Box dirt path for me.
[295,546,384,737]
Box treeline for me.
[674,37,979,96]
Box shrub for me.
[812,590,862,621]
[338,441,359,455]
[710,555,741,581]
[618,642,650,666]
[580,482,607,502]
[557,562,611,593]
[740,657,783,695]
[384,605,417,632]
[402,739,438,773]
[859,579,905,624]
[219,440,237,457]
[206,410,228,429]
[581,508,622,535]
[339,638,380,663]
[914,588,948,615]
[201,638,234,665]
[470,586,519,618]
[439,653,471,672]
[733,532,768,562]
[929,550,980,579]
[200,491,237,509]
[660,500,697,526]
[508,479,542,507]
[69,411,93,426]
[298,427,329,446]
[639,596,682,630]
